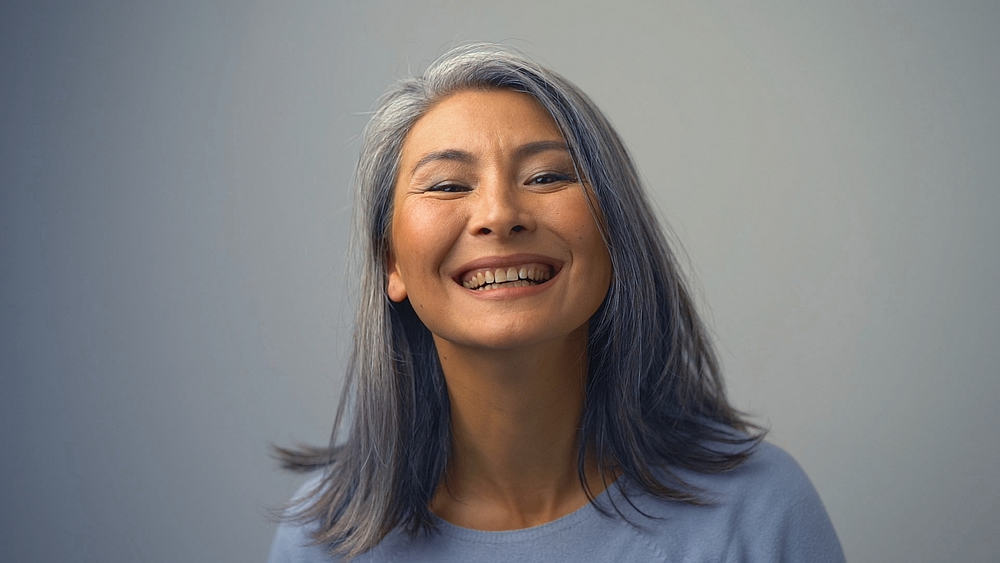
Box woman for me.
[268,44,843,562]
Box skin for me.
[387,89,614,530]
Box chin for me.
[434,323,589,353]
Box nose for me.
[468,178,535,237]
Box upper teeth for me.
[461,263,553,289]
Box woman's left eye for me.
[527,173,575,185]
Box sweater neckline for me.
[428,477,625,544]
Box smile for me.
[459,262,555,291]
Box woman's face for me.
[387,88,612,351]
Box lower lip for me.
[459,273,559,300]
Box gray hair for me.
[274,43,760,559]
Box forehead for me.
[400,89,564,161]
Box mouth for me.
[454,255,561,292]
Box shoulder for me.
[729,442,845,561]
[715,440,822,506]
[268,472,340,563]
[623,441,845,562]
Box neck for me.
[429,328,610,530]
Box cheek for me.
[391,202,462,279]
[556,200,612,291]
[555,200,608,256]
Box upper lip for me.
[452,253,563,283]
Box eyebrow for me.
[409,140,570,177]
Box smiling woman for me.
[387,89,612,352]
[268,44,844,562]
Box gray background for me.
[3,2,998,561]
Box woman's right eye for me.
[426,183,470,193]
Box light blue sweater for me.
[268,442,844,562]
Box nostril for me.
[479,227,492,235]
[512,225,525,233]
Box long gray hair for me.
[275,43,761,559]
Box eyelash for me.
[425,183,470,193]
[425,173,576,192]
[528,172,576,185]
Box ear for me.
[386,249,408,303]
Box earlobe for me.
[387,272,408,303]
[386,253,408,303]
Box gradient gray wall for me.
[3,2,998,561]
